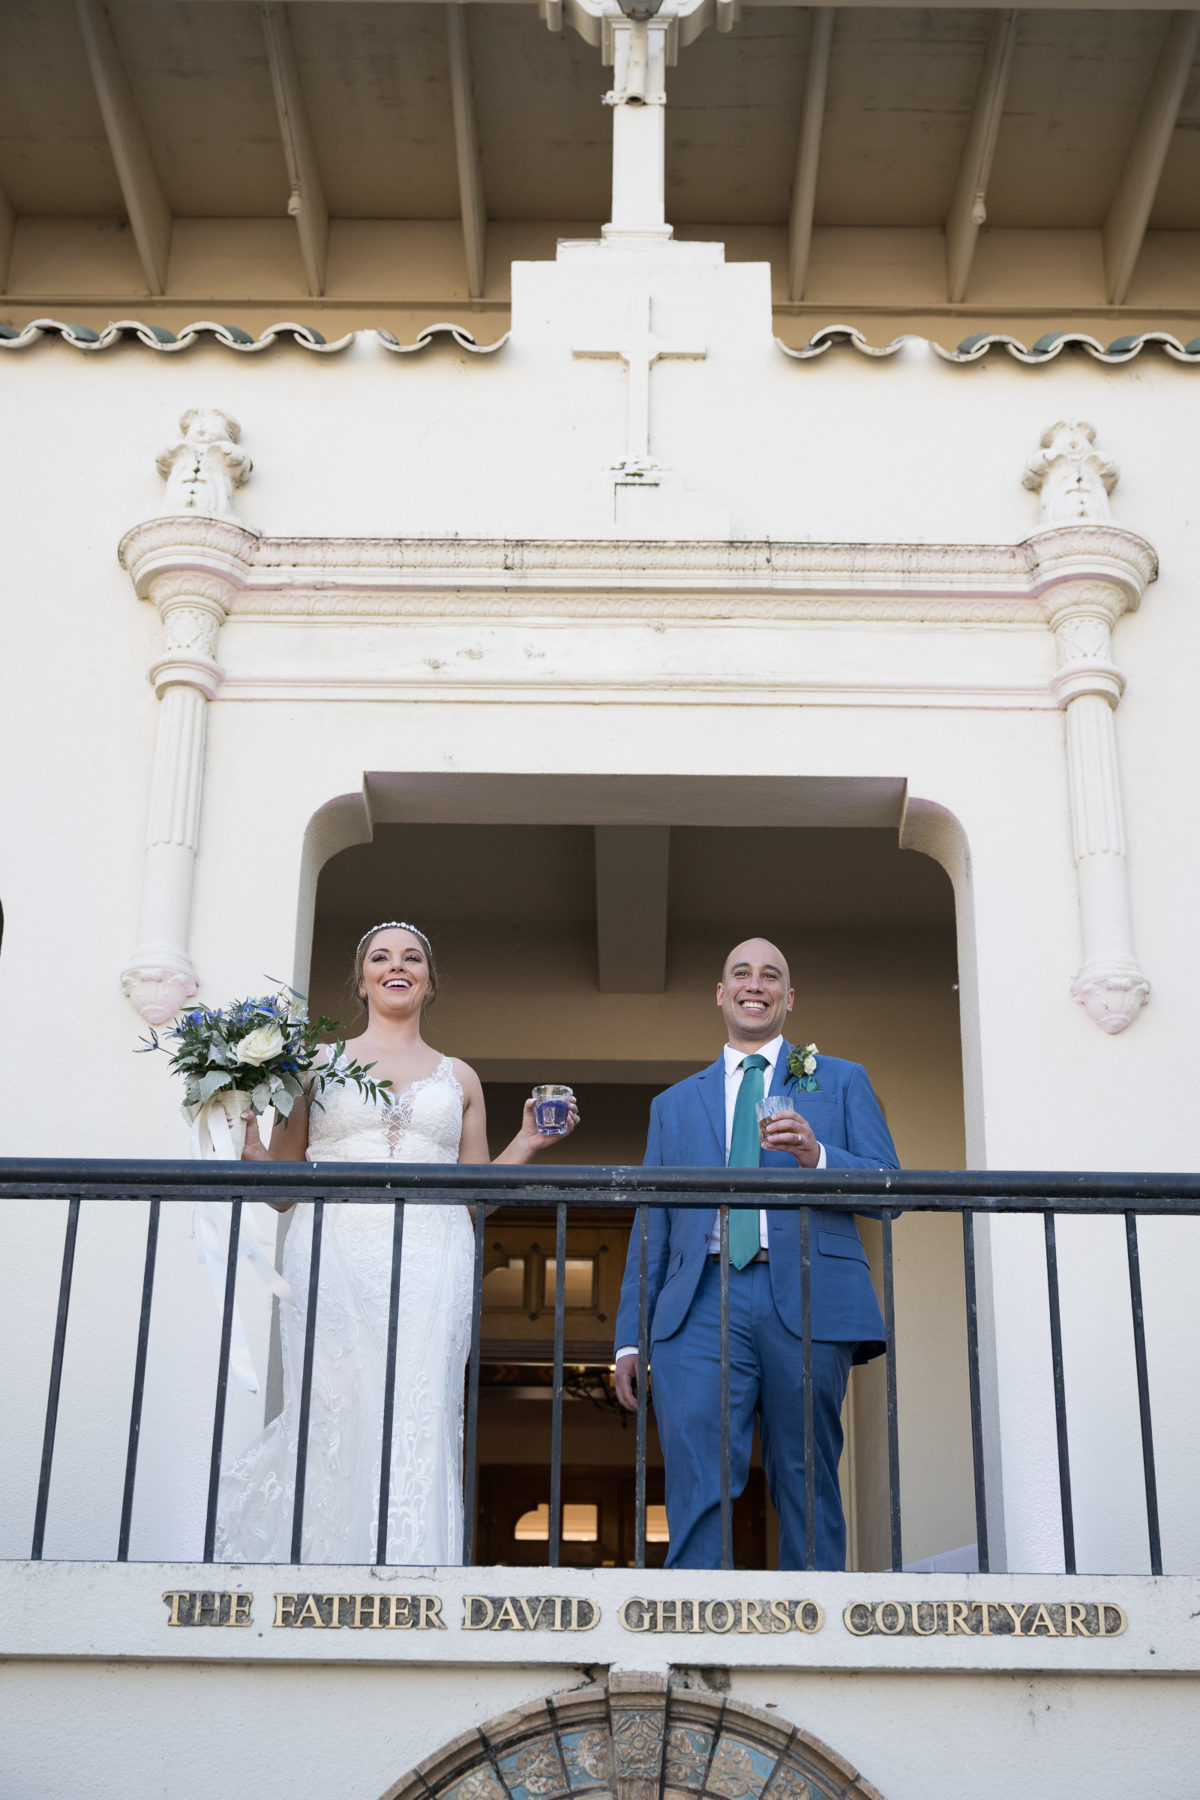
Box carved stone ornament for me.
[155,406,251,521]
[121,953,199,1026]
[1023,420,1118,526]
[1071,961,1153,1036]
[378,1678,885,1800]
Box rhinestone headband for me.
[357,920,431,953]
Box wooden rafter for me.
[945,9,1019,304]
[74,0,171,295]
[261,2,329,297]
[787,7,835,305]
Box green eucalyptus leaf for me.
[196,1070,235,1103]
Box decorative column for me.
[1024,423,1158,1034]
[602,15,673,242]
[119,409,253,1023]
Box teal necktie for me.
[727,1053,768,1270]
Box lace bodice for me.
[307,1055,463,1164]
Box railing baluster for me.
[1043,1212,1076,1575]
[881,1210,902,1572]
[118,1196,160,1561]
[461,1200,486,1566]
[961,1209,990,1574]
[1125,1211,1162,1575]
[290,1198,324,1565]
[719,1205,732,1572]
[376,1198,406,1566]
[204,1199,243,1562]
[549,1202,567,1570]
[634,1204,649,1570]
[31,1196,80,1560]
[800,1204,815,1573]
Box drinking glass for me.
[755,1094,791,1147]
[533,1084,574,1136]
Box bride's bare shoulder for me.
[448,1056,484,1101]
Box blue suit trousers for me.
[650,1260,853,1571]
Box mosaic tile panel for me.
[664,1725,715,1792]
[765,1757,843,1800]
[611,1708,665,1780]
[497,1737,569,1800]
[705,1736,778,1800]
[440,1766,509,1800]
[560,1728,615,1790]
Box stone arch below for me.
[379,1673,885,1800]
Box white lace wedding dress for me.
[216,1056,474,1564]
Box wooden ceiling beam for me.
[595,827,670,994]
[1103,10,1200,306]
[0,184,14,294]
[945,9,1019,304]
[446,2,487,300]
[786,6,834,304]
[262,2,329,297]
[74,0,172,295]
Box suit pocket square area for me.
[817,1231,869,1264]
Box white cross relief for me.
[573,293,706,477]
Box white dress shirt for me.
[616,1037,826,1360]
[706,1035,826,1252]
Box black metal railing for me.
[3,1158,1199,1574]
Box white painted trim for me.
[215,676,1059,710]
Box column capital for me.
[1028,526,1157,712]
[1043,579,1127,710]
[143,571,238,699]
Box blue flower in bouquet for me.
[136,979,392,1121]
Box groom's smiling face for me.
[717,938,794,1045]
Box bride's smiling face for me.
[360,929,432,1019]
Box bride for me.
[216,920,578,1565]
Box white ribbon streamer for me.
[186,1092,294,1394]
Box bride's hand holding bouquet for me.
[137,984,391,1161]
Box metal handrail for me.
[6,1158,1197,1578]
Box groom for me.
[613,937,898,1570]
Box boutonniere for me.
[787,1042,820,1091]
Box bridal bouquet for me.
[138,983,392,1154]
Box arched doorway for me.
[378,1677,886,1800]
[294,773,976,1572]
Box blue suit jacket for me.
[614,1041,898,1364]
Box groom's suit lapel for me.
[769,1039,795,1099]
[693,1053,727,1161]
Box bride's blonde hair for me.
[351,922,440,1015]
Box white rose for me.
[234,1023,285,1067]
[803,1054,817,1076]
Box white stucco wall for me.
[1,237,1198,1585]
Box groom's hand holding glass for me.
[756,1099,822,1168]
